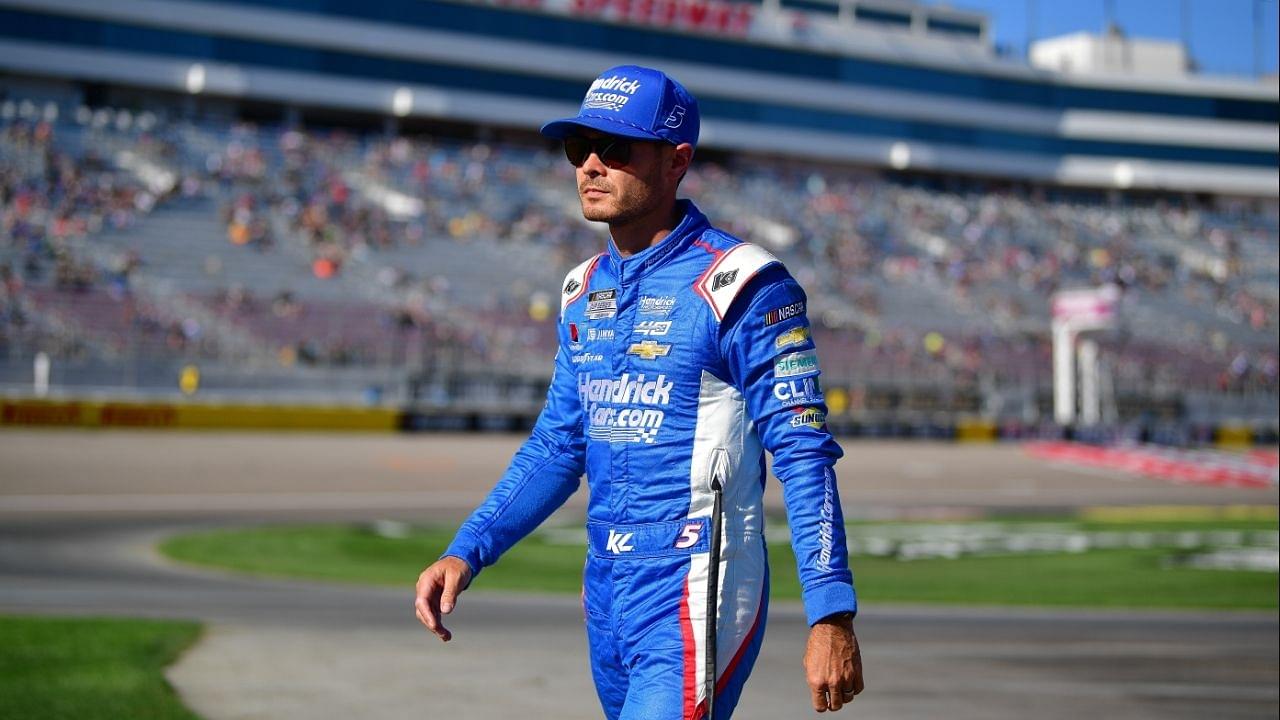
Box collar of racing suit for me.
[605,199,709,286]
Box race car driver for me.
[415,65,864,719]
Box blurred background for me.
[0,1,1277,719]
[0,0,1275,441]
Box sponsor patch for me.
[586,327,615,342]
[763,301,805,326]
[627,341,671,360]
[774,349,819,379]
[638,295,676,315]
[586,288,618,319]
[633,320,671,336]
[773,376,822,406]
[605,528,635,554]
[711,269,739,291]
[579,372,673,444]
[572,352,603,364]
[569,323,579,343]
[582,75,642,112]
[774,325,810,350]
[818,467,835,569]
[789,406,827,430]
[563,278,581,295]
[579,372,673,405]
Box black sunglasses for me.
[563,136,639,168]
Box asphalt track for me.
[1,431,1277,719]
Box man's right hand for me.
[414,556,472,642]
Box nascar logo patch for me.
[763,301,805,326]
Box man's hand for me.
[803,613,864,713]
[414,556,472,642]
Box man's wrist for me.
[814,611,854,629]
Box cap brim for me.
[540,115,664,141]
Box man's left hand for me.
[803,613,864,713]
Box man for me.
[416,65,864,719]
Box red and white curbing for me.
[1026,442,1279,490]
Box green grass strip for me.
[0,615,202,720]
[161,520,1278,610]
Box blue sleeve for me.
[719,265,857,625]
[443,334,586,580]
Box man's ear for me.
[665,141,696,185]
[669,143,694,184]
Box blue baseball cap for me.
[541,65,699,148]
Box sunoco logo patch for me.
[789,407,826,429]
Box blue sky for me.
[947,0,1279,78]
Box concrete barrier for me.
[0,399,399,432]
[954,417,998,443]
[2,398,1274,447]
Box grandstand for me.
[0,0,1276,437]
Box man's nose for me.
[581,151,608,176]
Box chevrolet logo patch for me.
[626,341,671,360]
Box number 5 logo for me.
[664,105,686,129]
[674,522,702,549]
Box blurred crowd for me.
[0,111,215,361]
[1,100,1276,401]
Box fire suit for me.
[444,200,856,720]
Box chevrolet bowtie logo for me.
[626,341,671,360]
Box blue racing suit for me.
[445,200,856,720]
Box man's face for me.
[569,130,679,227]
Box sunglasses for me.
[563,136,641,168]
